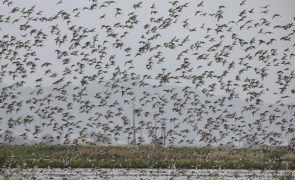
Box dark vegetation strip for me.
[0,145,294,169]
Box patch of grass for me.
[0,145,293,169]
[0,150,9,167]
[265,149,287,159]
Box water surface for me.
[1,168,294,180]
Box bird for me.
[0,1,293,173]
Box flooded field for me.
[1,168,294,180]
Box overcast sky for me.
[0,0,294,104]
[0,0,294,146]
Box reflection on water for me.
[1,168,294,180]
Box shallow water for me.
[1,168,294,180]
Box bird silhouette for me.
[0,0,294,175]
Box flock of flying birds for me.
[0,0,294,148]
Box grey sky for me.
[0,0,294,104]
[0,0,294,146]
